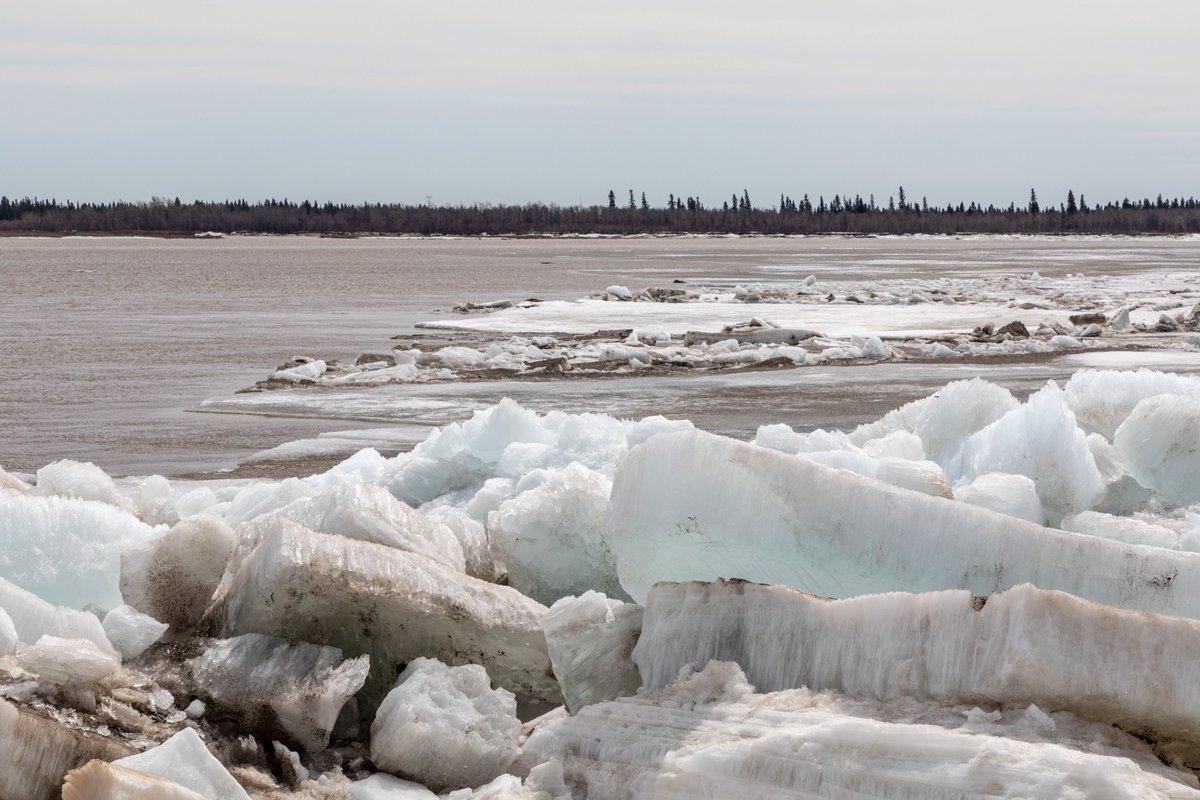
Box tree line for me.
[2,188,1200,236]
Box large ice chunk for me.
[221,522,560,712]
[370,657,521,792]
[17,635,122,684]
[0,577,113,653]
[101,604,169,661]
[633,580,1200,762]
[490,464,625,604]
[937,382,1104,521]
[541,591,643,713]
[953,472,1045,524]
[1065,368,1200,439]
[848,378,1019,458]
[419,504,496,581]
[0,466,31,494]
[63,761,210,800]
[233,480,465,573]
[604,428,1200,618]
[120,515,235,630]
[35,459,123,507]
[347,774,438,799]
[0,606,17,655]
[111,727,251,799]
[523,661,1198,800]
[0,697,134,800]
[1063,511,1180,549]
[187,633,369,752]
[0,492,158,610]
[1114,394,1200,506]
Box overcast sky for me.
[4,1,1198,208]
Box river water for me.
[3,235,1199,476]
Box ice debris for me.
[102,604,169,661]
[18,635,121,684]
[35,459,124,507]
[109,727,251,799]
[0,576,114,654]
[370,657,521,792]
[1114,394,1200,506]
[540,591,643,713]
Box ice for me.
[347,773,439,799]
[187,632,369,752]
[605,285,633,300]
[418,504,496,580]
[490,463,625,604]
[540,591,643,712]
[63,761,211,800]
[111,727,251,799]
[0,697,135,800]
[120,515,236,630]
[101,604,169,661]
[1064,368,1200,439]
[953,472,1045,524]
[17,635,121,684]
[1114,394,1200,506]
[604,428,1200,617]
[444,762,570,800]
[0,465,31,494]
[0,605,16,654]
[633,580,1200,762]
[523,661,1198,800]
[0,492,158,610]
[272,359,327,382]
[221,521,561,712]
[847,378,1018,458]
[35,459,124,507]
[0,576,113,653]
[937,382,1104,521]
[123,474,182,526]
[233,480,465,574]
[1063,510,1180,549]
[371,657,521,792]
[799,450,953,498]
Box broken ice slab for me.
[102,604,169,661]
[120,516,235,631]
[107,727,251,800]
[0,491,158,610]
[541,592,643,713]
[0,576,114,654]
[186,632,369,753]
[490,463,627,605]
[62,761,210,800]
[370,657,521,792]
[1114,394,1200,507]
[0,606,16,655]
[522,661,1199,800]
[604,428,1200,619]
[0,697,135,800]
[347,773,438,799]
[220,521,561,713]
[232,480,465,574]
[634,580,1200,764]
[17,635,121,684]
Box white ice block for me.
[17,635,121,684]
[0,576,114,653]
[604,428,1200,618]
[523,661,1199,800]
[1114,394,1200,506]
[35,459,123,507]
[937,382,1104,521]
[347,773,438,799]
[633,580,1200,762]
[0,492,158,610]
[0,605,17,655]
[233,480,465,573]
[188,632,369,752]
[490,464,624,605]
[1064,368,1200,439]
[370,657,521,792]
[953,472,1045,524]
[63,761,210,800]
[112,727,251,800]
[120,515,235,630]
[540,591,643,713]
[222,521,560,712]
[101,604,168,661]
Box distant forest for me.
[3,188,1200,236]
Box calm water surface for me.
[3,235,1198,475]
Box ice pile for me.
[10,366,1200,796]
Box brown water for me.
[3,235,1198,476]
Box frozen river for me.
[3,234,1200,475]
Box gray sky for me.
[4,1,1198,208]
